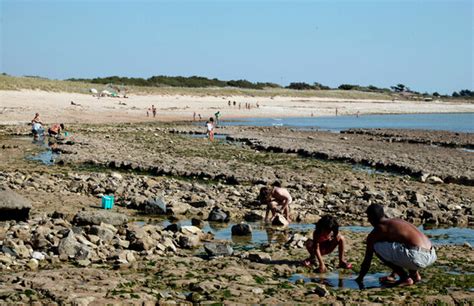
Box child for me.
[259,182,292,223]
[303,215,352,272]
[206,117,215,141]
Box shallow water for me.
[27,149,59,166]
[289,271,387,290]
[187,134,228,140]
[158,220,473,247]
[220,113,474,133]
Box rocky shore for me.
[0,123,473,304]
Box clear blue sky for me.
[1,0,472,94]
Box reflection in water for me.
[289,271,388,290]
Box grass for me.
[0,74,397,100]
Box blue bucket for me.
[101,195,114,209]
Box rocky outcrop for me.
[0,189,32,221]
[73,210,128,226]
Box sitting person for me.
[356,204,437,286]
[259,182,292,223]
[303,215,352,272]
[48,123,65,137]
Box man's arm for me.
[356,232,376,282]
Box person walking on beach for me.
[259,182,292,223]
[214,111,221,125]
[151,105,157,118]
[193,112,196,121]
[303,215,352,272]
[205,117,215,142]
[356,204,436,287]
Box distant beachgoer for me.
[206,117,215,141]
[311,112,314,117]
[147,108,150,117]
[239,103,241,110]
[228,101,231,107]
[356,204,436,287]
[335,108,338,116]
[303,215,352,272]
[214,111,221,125]
[256,102,260,108]
[198,114,202,120]
[356,111,360,118]
[233,101,236,107]
[31,113,44,140]
[151,105,157,118]
[48,123,65,137]
[193,112,196,121]
[259,185,292,223]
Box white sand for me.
[0,89,473,125]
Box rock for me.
[426,176,443,184]
[244,211,264,222]
[204,243,234,257]
[27,258,39,270]
[248,252,271,263]
[77,259,91,267]
[0,189,32,221]
[191,218,204,228]
[165,223,181,233]
[58,230,90,260]
[463,242,472,249]
[312,284,330,297]
[73,210,128,226]
[141,197,167,215]
[272,214,289,227]
[231,223,252,236]
[384,207,403,219]
[110,172,123,180]
[71,296,95,306]
[411,192,425,208]
[208,206,230,222]
[189,200,208,208]
[179,235,201,249]
[32,251,45,261]
[180,225,202,236]
[89,224,116,242]
[252,288,264,294]
[420,173,430,182]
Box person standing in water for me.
[205,117,215,142]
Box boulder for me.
[141,197,167,215]
[426,176,443,184]
[271,214,289,227]
[207,207,230,222]
[248,252,271,263]
[0,189,32,221]
[191,218,204,228]
[231,223,252,236]
[89,224,116,242]
[244,212,264,222]
[73,210,128,226]
[58,230,90,260]
[204,243,234,257]
[179,235,201,249]
[165,223,181,233]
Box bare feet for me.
[397,277,414,287]
[379,275,397,284]
[409,271,421,282]
[338,261,353,269]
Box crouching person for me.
[356,204,436,286]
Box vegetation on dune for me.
[1,73,472,100]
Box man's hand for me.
[316,265,327,273]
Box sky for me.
[0,0,472,94]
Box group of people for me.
[31,113,65,140]
[227,100,260,110]
[146,105,157,118]
[258,184,436,287]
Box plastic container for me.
[101,195,114,209]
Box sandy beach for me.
[1,90,473,125]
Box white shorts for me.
[374,241,437,271]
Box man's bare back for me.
[372,219,431,250]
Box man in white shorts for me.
[356,204,436,286]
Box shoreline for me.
[1,89,474,125]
